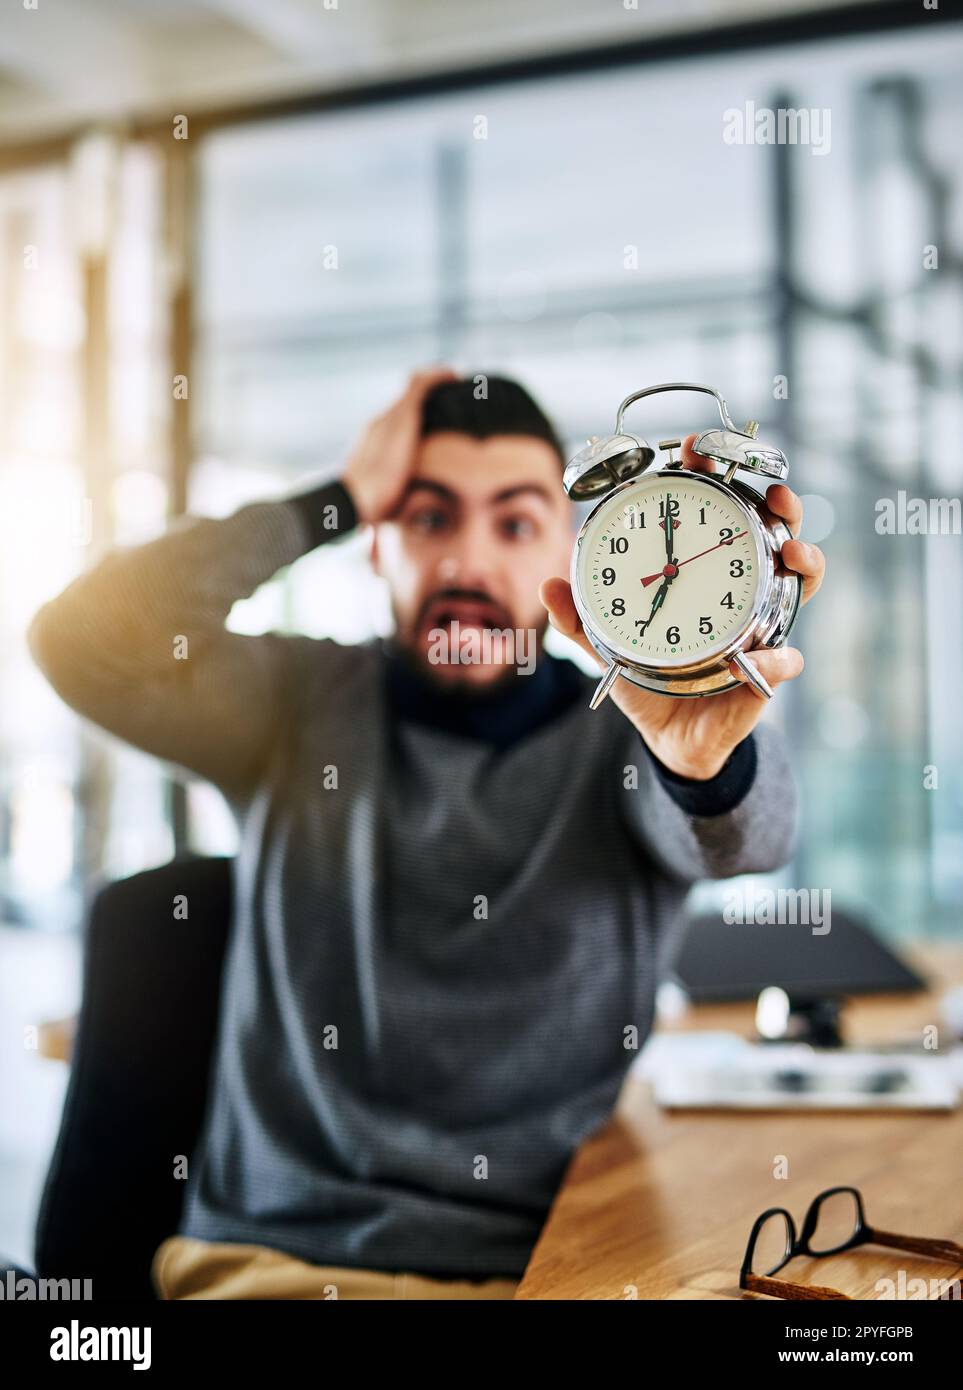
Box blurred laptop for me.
[648,907,955,1110]
[664,905,926,1005]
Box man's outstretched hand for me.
[343,367,458,524]
[540,433,826,781]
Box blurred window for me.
[2,24,960,937]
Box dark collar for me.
[382,640,585,752]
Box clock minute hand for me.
[664,495,675,565]
[640,529,748,586]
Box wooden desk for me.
[515,944,963,1300]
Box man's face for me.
[371,431,573,689]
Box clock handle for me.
[590,660,623,710]
[614,382,737,436]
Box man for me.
[28,369,825,1300]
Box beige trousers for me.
[152,1236,519,1301]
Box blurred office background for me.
[0,0,961,1264]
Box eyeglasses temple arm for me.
[868,1228,963,1262]
[743,1273,851,1301]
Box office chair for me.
[0,856,233,1300]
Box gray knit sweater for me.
[28,489,798,1279]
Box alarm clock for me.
[563,382,801,708]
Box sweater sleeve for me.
[617,720,798,885]
[642,732,758,818]
[26,479,358,797]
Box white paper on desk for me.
[634,1034,960,1111]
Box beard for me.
[392,588,543,695]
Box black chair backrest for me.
[34,855,233,1300]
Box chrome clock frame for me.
[570,469,801,701]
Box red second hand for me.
[640,530,747,586]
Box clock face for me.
[574,474,763,667]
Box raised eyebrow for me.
[401,480,458,505]
[401,481,553,507]
[490,484,554,505]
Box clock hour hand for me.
[636,575,670,636]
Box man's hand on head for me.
[342,367,459,525]
[539,432,826,782]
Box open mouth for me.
[421,597,510,633]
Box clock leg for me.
[589,660,623,710]
[732,650,774,701]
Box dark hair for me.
[421,374,565,466]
